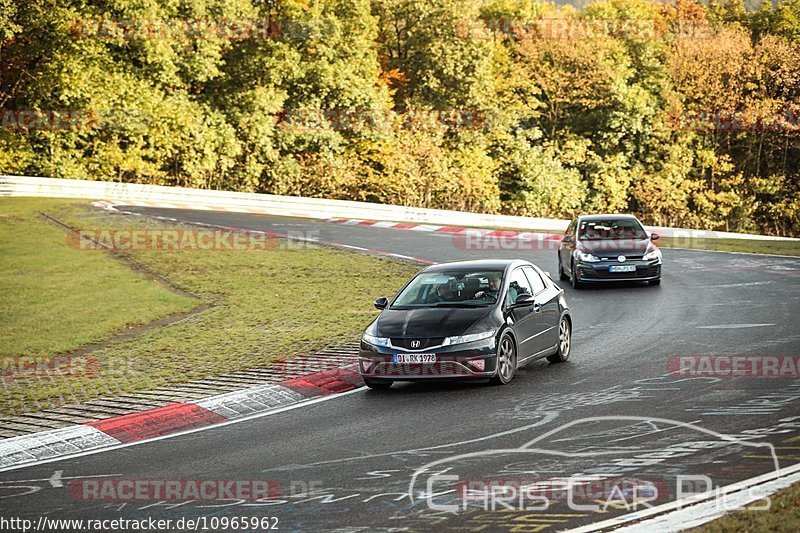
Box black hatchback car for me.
[557,214,662,289]
[359,260,572,389]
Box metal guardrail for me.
[1,175,797,241]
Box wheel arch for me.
[560,309,573,329]
[498,324,517,347]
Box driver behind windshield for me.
[433,282,459,302]
[474,274,502,301]
[579,220,647,240]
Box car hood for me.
[578,238,654,257]
[374,307,493,339]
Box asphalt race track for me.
[2,206,800,532]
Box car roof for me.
[577,213,639,221]
[422,259,529,273]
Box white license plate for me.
[610,265,637,273]
[394,354,437,364]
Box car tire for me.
[648,278,661,286]
[363,378,393,390]
[490,332,517,385]
[547,316,572,363]
[558,255,569,280]
[570,262,583,290]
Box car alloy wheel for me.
[491,332,517,385]
[548,316,571,363]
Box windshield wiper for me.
[432,302,488,308]
[390,302,489,309]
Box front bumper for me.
[359,337,497,380]
[575,260,661,282]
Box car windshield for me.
[391,270,504,309]
[578,218,648,240]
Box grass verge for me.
[0,198,197,356]
[0,198,418,416]
[690,480,800,532]
[659,236,800,257]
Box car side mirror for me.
[650,233,660,241]
[562,234,573,243]
[374,297,388,310]
[511,293,534,308]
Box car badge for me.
[410,340,421,348]
[618,255,627,262]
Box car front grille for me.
[369,361,477,377]
[579,264,661,279]
[596,254,643,261]
[391,338,446,350]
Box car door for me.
[524,266,559,352]
[505,267,539,360]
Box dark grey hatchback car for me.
[558,214,663,289]
[359,259,572,389]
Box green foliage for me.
[1,0,799,235]
[496,135,586,218]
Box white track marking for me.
[0,388,365,474]
[696,323,775,329]
[0,426,121,469]
[615,468,800,532]
[700,281,776,288]
[564,462,800,533]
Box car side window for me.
[506,268,533,305]
[523,266,546,295]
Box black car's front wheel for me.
[547,316,572,363]
[363,378,393,390]
[490,332,517,385]
[570,262,583,290]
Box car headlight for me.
[575,251,600,263]
[362,333,391,347]
[443,330,497,346]
[643,248,662,262]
